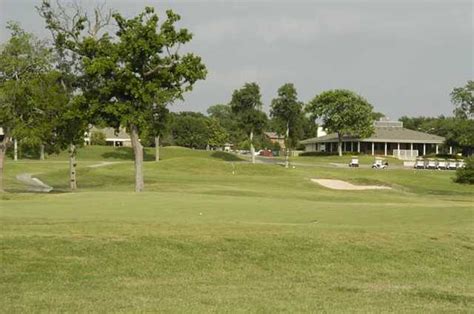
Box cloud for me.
[194,9,363,45]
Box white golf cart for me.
[372,158,388,169]
[414,158,426,169]
[426,159,438,170]
[348,156,359,168]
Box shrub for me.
[90,131,107,145]
[454,157,474,184]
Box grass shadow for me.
[210,151,244,162]
[101,147,155,161]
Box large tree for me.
[79,7,206,192]
[0,23,52,191]
[451,80,473,119]
[270,83,304,168]
[170,112,209,149]
[306,89,374,156]
[230,83,267,163]
[207,104,243,147]
[37,0,112,190]
[206,118,229,149]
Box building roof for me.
[300,124,445,144]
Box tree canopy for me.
[306,89,374,156]
[0,23,56,191]
[270,83,304,167]
[77,7,207,191]
[230,82,267,163]
[451,80,473,119]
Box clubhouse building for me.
[84,127,132,147]
[300,120,447,159]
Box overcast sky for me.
[1,0,472,118]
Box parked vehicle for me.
[259,150,273,157]
[447,159,457,170]
[426,159,438,169]
[437,159,447,170]
[414,159,426,169]
[372,158,388,169]
[348,157,359,167]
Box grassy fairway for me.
[1,147,473,312]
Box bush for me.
[90,131,107,145]
[454,157,474,184]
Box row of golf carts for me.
[348,157,466,170]
[414,158,465,170]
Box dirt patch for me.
[311,179,392,190]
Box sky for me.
[1,0,472,119]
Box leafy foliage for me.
[206,118,229,147]
[230,83,268,137]
[169,112,229,149]
[80,7,207,135]
[170,112,209,149]
[451,80,473,119]
[306,89,374,155]
[207,104,244,145]
[454,157,474,184]
[0,22,53,144]
[270,83,304,149]
[399,115,474,154]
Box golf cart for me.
[437,159,447,170]
[426,159,438,170]
[348,156,359,167]
[447,159,457,170]
[372,158,388,169]
[414,158,426,169]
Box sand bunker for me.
[311,179,392,190]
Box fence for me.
[393,149,418,160]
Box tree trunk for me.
[0,136,9,192]
[69,144,77,190]
[130,124,144,192]
[14,138,18,161]
[40,144,45,160]
[285,123,290,169]
[250,130,255,164]
[337,133,343,157]
[155,136,160,162]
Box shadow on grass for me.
[210,151,243,162]
[101,147,155,161]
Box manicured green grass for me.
[1,146,473,312]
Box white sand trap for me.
[311,179,392,190]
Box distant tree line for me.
[399,81,474,155]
